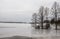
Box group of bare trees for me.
[32,2,60,29]
[32,6,49,29]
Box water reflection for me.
[31,28,51,37]
[31,24,60,37]
[0,23,60,38]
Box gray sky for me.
[0,0,60,22]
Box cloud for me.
[0,0,60,22]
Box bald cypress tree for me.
[51,2,60,30]
[38,6,44,29]
[32,13,37,27]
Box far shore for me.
[0,21,26,23]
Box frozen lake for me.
[0,23,60,38]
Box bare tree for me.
[51,2,60,30]
[44,7,49,20]
[32,13,37,27]
[38,6,44,29]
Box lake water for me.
[0,23,60,38]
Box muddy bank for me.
[0,36,34,39]
[0,36,60,39]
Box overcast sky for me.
[0,0,60,22]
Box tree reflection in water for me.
[31,24,60,37]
